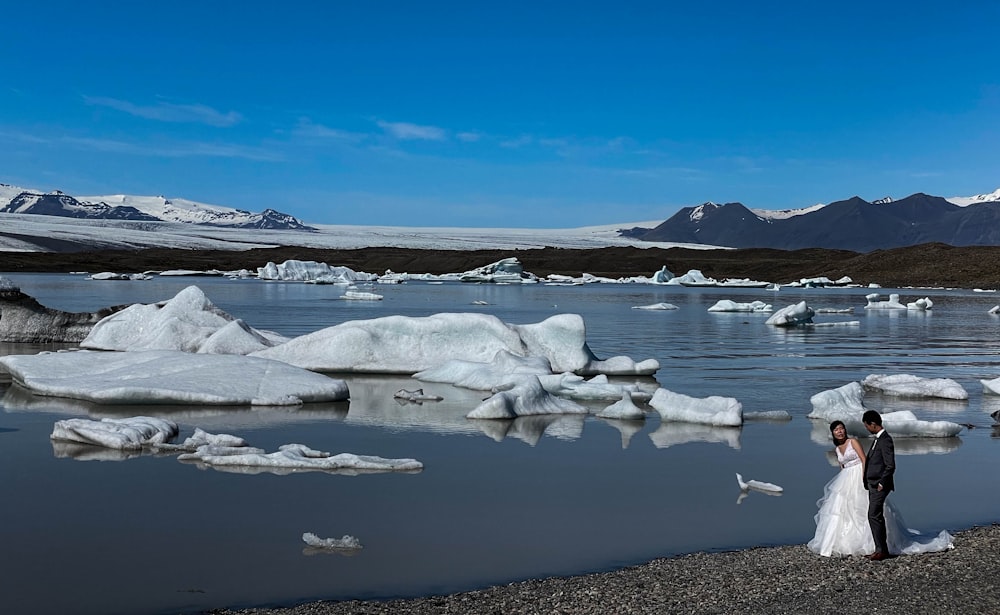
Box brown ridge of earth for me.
[1,242,1000,289]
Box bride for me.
[808,420,954,557]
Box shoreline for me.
[4,243,1000,289]
[207,524,1000,615]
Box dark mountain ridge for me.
[629,192,1000,251]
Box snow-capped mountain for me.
[625,189,1000,251]
[0,183,313,230]
[947,188,1000,207]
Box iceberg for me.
[765,301,815,326]
[631,302,679,310]
[253,312,656,376]
[414,350,553,390]
[864,293,906,310]
[0,350,350,405]
[707,300,772,313]
[178,443,423,474]
[862,374,967,400]
[596,392,646,420]
[257,259,376,283]
[81,285,288,353]
[51,416,179,450]
[808,383,963,437]
[649,388,743,426]
[0,276,129,343]
[302,533,362,551]
[466,376,588,419]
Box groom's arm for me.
[878,435,895,489]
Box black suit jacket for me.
[864,431,895,492]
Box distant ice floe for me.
[466,376,588,419]
[253,312,658,376]
[460,257,536,283]
[392,388,443,403]
[907,297,934,310]
[743,410,793,421]
[632,302,679,310]
[51,416,178,450]
[651,266,674,284]
[808,382,963,437]
[340,289,383,300]
[257,259,377,284]
[707,300,772,313]
[864,293,906,309]
[765,301,815,326]
[88,272,152,281]
[302,533,362,552]
[0,350,350,405]
[649,388,743,426]
[667,269,718,286]
[862,374,968,400]
[80,285,288,353]
[178,443,423,475]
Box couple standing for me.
[808,410,954,558]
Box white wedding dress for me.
[807,440,954,557]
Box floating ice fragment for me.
[863,374,967,400]
[736,472,783,493]
[51,416,179,450]
[302,533,362,550]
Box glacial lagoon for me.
[2,273,1000,615]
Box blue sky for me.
[2,1,999,227]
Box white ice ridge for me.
[765,301,815,326]
[81,285,288,353]
[649,388,743,426]
[862,374,968,400]
[393,388,443,403]
[0,350,350,405]
[864,293,906,309]
[707,300,772,313]
[51,416,179,450]
[808,382,963,437]
[302,533,362,550]
[178,443,423,473]
[631,302,679,310]
[736,473,784,493]
[252,312,658,376]
[153,428,249,452]
[467,376,588,419]
[257,259,377,283]
[596,392,647,420]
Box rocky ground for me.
[3,242,1000,289]
[207,524,1000,615]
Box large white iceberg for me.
[253,312,657,376]
[81,285,288,353]
[862,374,968,400]
[0,350,350,405]
[649,388,743,426]
[414,350,552,390]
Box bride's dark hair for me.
[829,420,848,446]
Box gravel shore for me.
[208,524,1000,615]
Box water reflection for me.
[469,415,585,445]
[51,441,144,462]
[648,422,742,449]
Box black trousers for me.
[868,487,890,554]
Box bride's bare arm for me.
[850,437,867,464]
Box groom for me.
[862,410,895,561]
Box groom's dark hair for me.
[862,410,882,426]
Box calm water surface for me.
[2,274,1000,615]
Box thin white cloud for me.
[500,135,533,149]
[0,130,281,161]
[293,118,366,142]
[83,96,243,127]
[376,120,447,141]
[456,131,483,142]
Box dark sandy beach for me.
[206,525,1000,615]
[3,242,1000,289]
